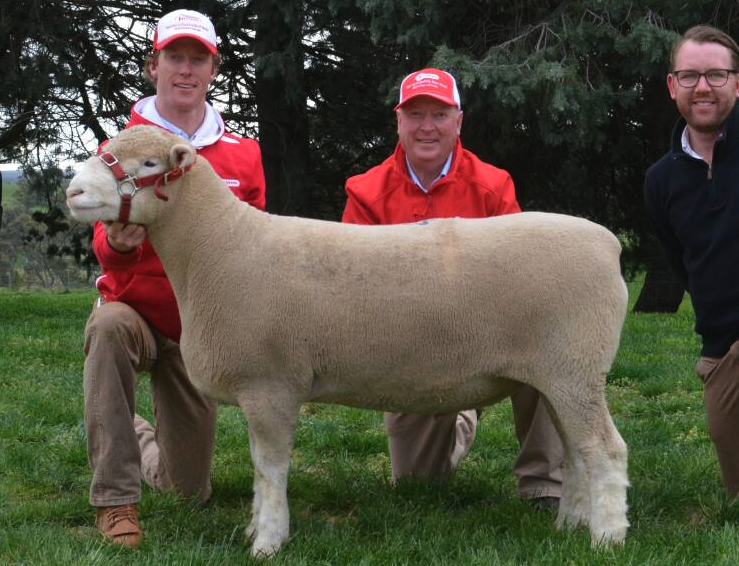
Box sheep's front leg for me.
[239,394,300,558]
[245,426,262,541]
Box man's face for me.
[149,38,216,114]
[396,97,463,170]
[668,39,739,135]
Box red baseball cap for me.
[153,9,218,54]
[395,68,461,110]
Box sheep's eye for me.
[143,160,157,168]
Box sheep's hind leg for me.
[544,393,628,546]
[582,412,629,545]
[556,449,591,531]
[238,393,300,558]
[536,396,590,531]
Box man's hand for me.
[105,222,147,253]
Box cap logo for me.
[395,67,461,110]
[154,9,218,54]
[415,72,439,81]
[165,16,208,33]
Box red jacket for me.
[93,107,266,342]
[342,140,519,224]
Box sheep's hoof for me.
[250,536,283,559]
[590,527,627,547]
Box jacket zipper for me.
[706,162,721,207]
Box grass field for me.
[1,285,738,565]
[1,181,19,208]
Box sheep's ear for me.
[170,143,197,169]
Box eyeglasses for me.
[672,69,738,88]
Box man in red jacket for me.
[343,68,563,508]
[83,9,266,547]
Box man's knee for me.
[87,302,139,336]
[85,301,152,358]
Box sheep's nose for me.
[66,187,84,199]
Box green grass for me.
[1,180,19,208]
[1,285,737,565]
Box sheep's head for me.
[66,125,197,226]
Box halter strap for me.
[97,150,194,223]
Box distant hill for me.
[1,170,21,183]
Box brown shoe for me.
[95,504,143,547]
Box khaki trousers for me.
[385,385,563,498]
[695,338,739,496]
[83,299,217,507]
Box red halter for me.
[97,151,194,223]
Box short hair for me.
[142,50,222,87]
[670,25,739,71]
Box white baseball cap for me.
[153,9,218,54]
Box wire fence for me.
[0,268,99,291]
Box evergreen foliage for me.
[3,1,739,268]
[0,161,94,289]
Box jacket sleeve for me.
[643,173,689,290]
[238,140,266,211]
[490,172,521,216]
[342,179,379,225]
[92,221,143,270]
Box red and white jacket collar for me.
[132,96,225,149]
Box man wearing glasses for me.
[644,25,739,496]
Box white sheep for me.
[66,125,629,558]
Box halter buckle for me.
[117,176,139,197]
[163,167,183,185]
[98,152,118,167]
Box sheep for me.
[66,125,629,558]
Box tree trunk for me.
[253,1,313,217]
[633,238,684,313]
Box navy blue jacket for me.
[644,102,739,357]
